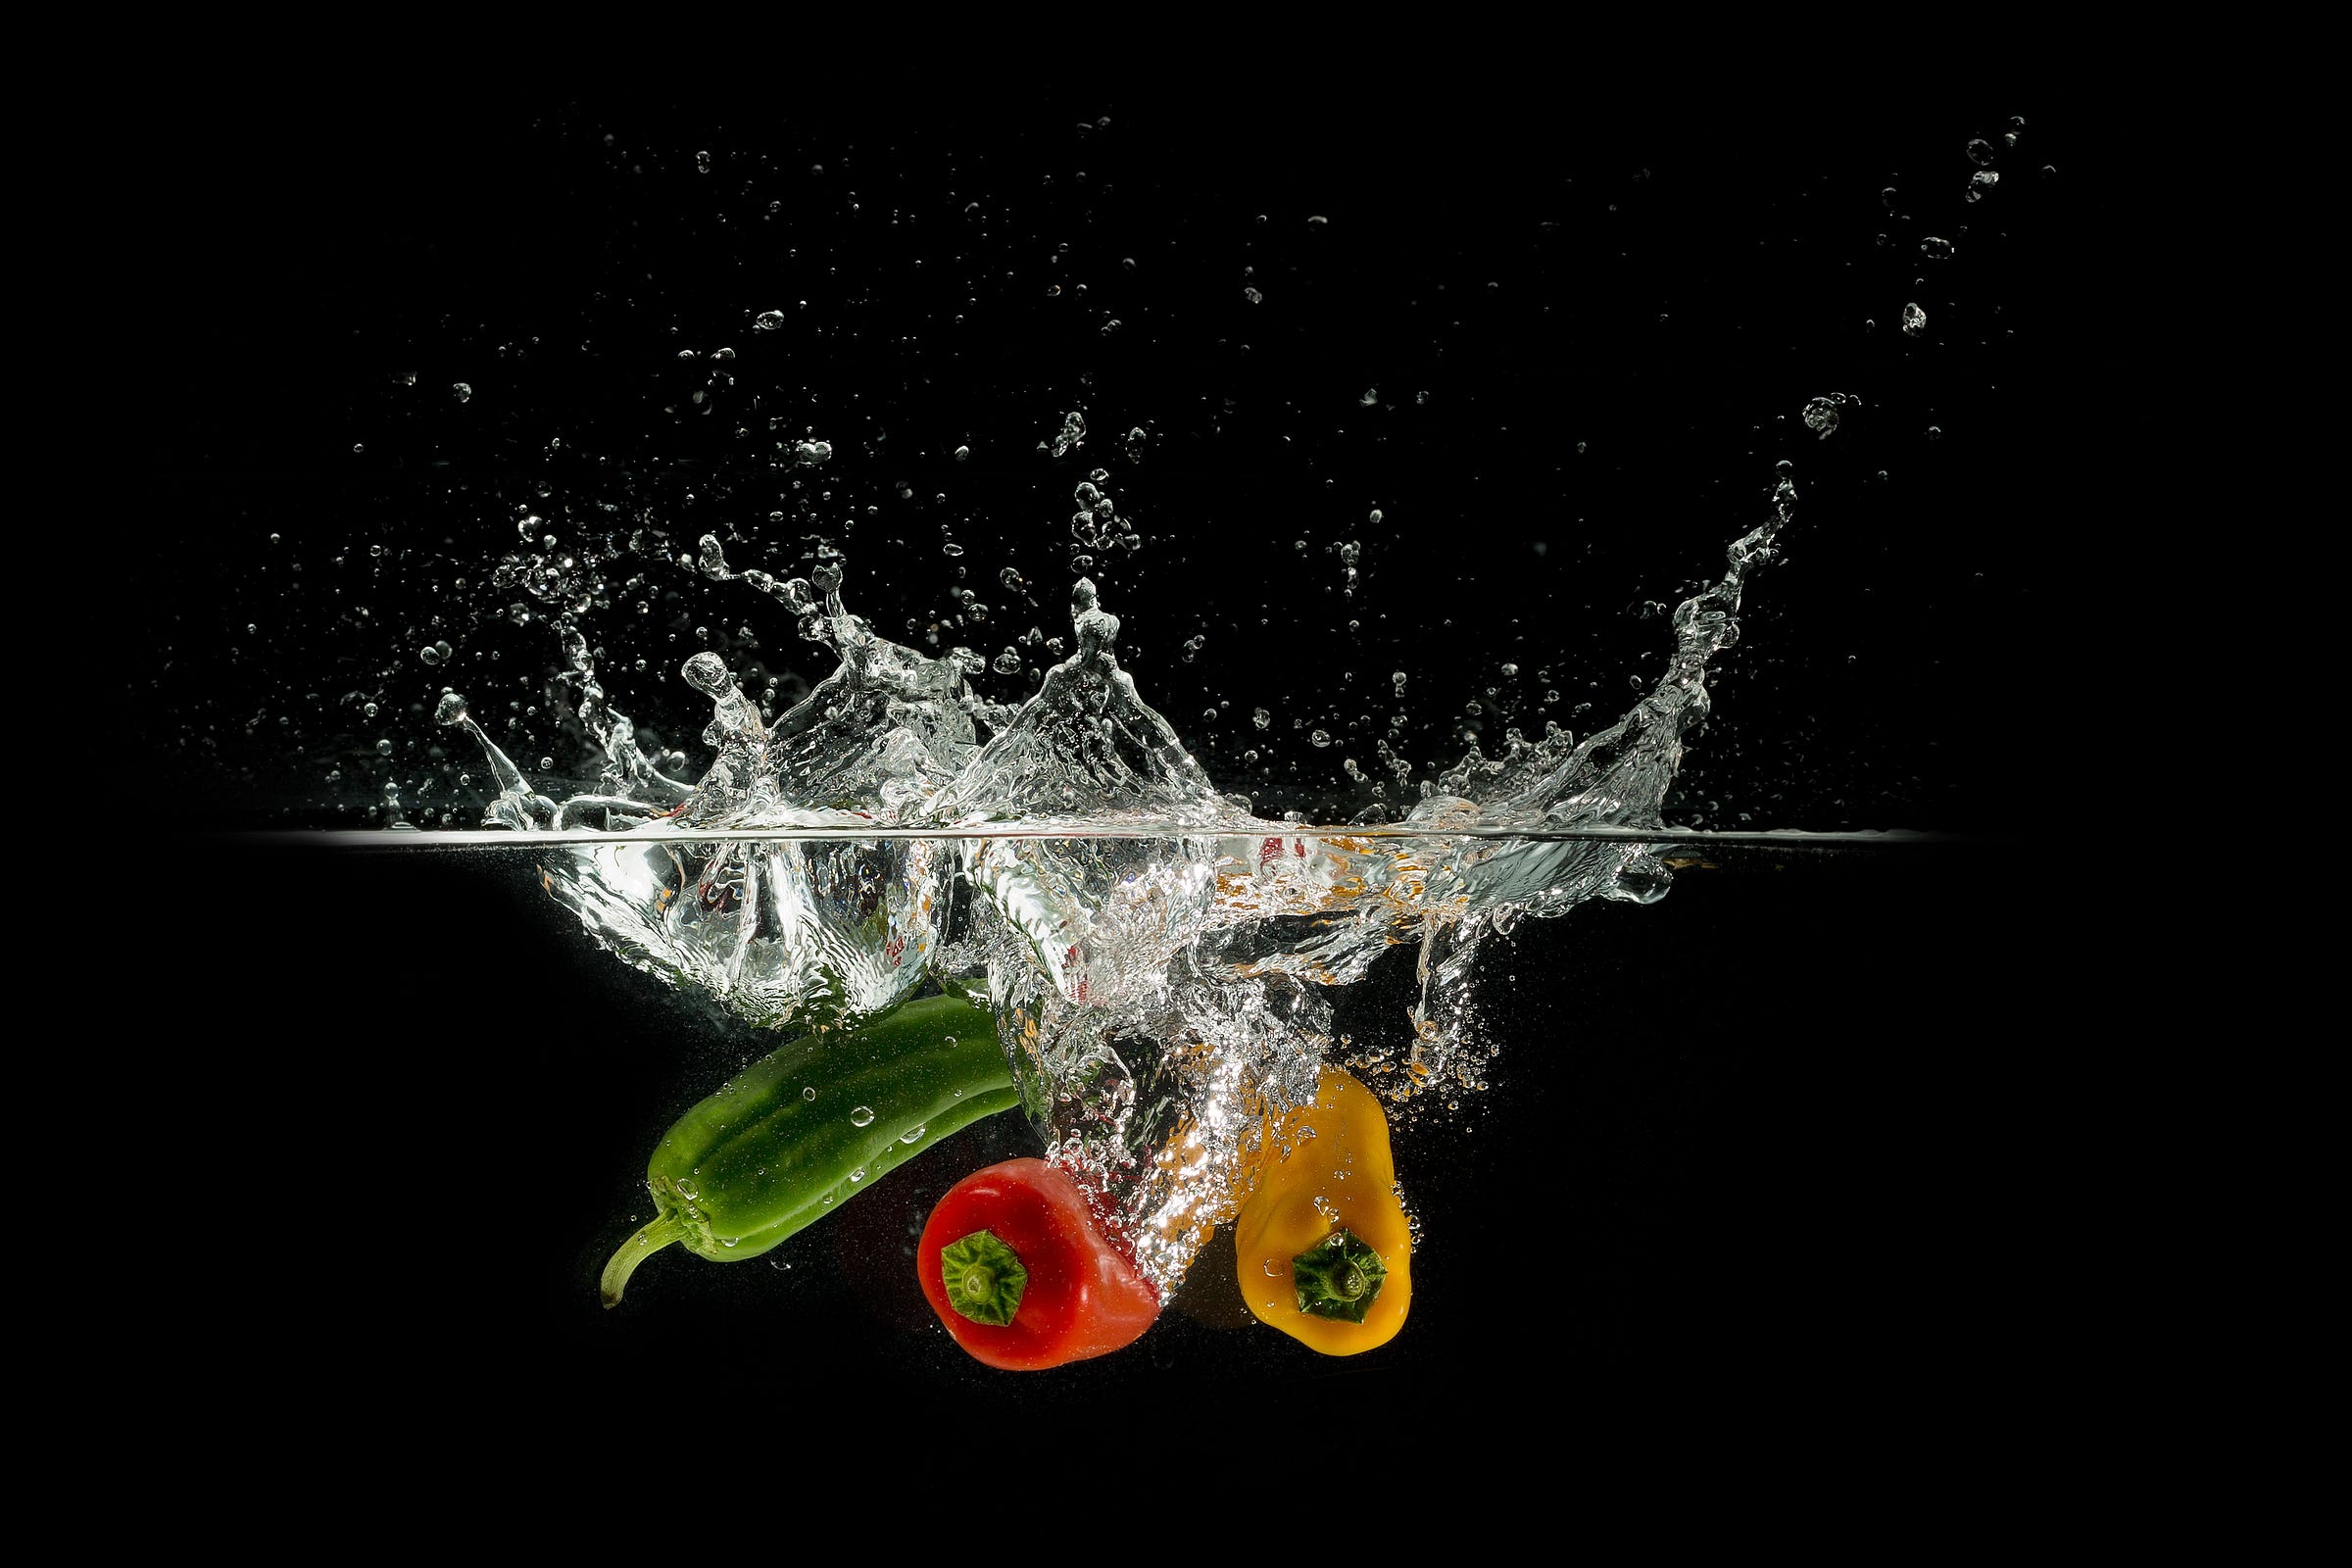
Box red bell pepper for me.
[916,1158,1160,1370]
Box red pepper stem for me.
[600,1212,687,1308]
[939,1228,1029,1327]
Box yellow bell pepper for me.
[1233,1065,1412,1354]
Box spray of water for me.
[436,473,1791,1293]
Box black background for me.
[121,71,2096,1443]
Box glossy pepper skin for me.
[917,1158,1160,1370]
[1233,1065,1412,1354]
[600,993,1019,1305]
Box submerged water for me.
[214,824,2028,1410]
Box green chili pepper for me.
[600,991,1019,1306]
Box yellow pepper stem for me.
[1290,1227,1389,1323]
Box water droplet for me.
[1252,708,1272,730]
[850,1105,876,1127]
[375,738,394,756]
[1310,729,1332,748]
[849,1167,866,1184]
[802,1086,817,1102]
[1920,236,1955,261]
[1902,302,1927,337]
[1801,396,1841,438]
[901,1126,926,1144]
[754,310,786,331]
[1966,138,1995,167]
[452,382,471,403]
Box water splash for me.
[439,480,1789,1295]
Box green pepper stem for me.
[600,1212,687,1308]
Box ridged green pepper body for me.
[602,991,1017,1304]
